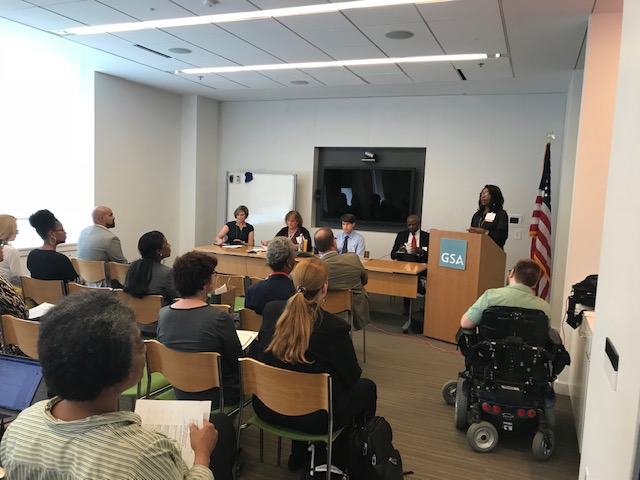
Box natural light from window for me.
[0,20,94,249]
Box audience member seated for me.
[314,227,370,331]
[254,258,377,471]
[263,210,312,252]
[0,214,23,287]
[215,205,254,246]
[26,209,79,283]
[77,205,128,264]
[0,290,236,480]
[335,213,366,257]
[390,214,429,315]
[245,237,296,315]
[157,252,242,408]
[124,231,179,337]
[460,258,551,329]
[0,248,29,353]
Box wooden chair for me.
[239,308,263,332]
[143,339,241,414]
[71,258,106,285]
[113,290,164,326]
[210,304,232,315]
[67,282,112,295]
[108,261,129,287]
[324,289,366,363]
[216,274,246,296]
[20,276,66,305]
[1,314,40,359]
[249,276,264,285]
[237,358,344,479]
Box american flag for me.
[529,142,552,300]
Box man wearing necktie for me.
[390,214,429,321]
[335,214,366,257]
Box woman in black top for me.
[215,205,254,246]
[26,209,79,282]
[468,184,509,249]
[271,210,312,252]
[254,258,376,470]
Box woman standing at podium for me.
[468,184,509,249]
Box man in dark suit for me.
[244,236,296,315]
[314,228,370,331]
[391,214,429,318]
[391,214,429,263]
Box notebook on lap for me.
[0,354,46,423]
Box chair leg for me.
[259,429,264,463]
[363,327,366,364]
[326,439,332,480]
[276,436,282,466]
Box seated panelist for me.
[390,214,429,263]
[215,205,254,246]
[262,210,312,252]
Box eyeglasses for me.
[480,192,490,198]
[52,228,66,232]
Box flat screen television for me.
[319,168,415,227]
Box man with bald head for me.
[77,206,127,265]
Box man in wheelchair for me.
[450,259,570,460]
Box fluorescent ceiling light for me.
[55,0,451,36]
[177,53,490,75]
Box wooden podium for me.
[423,230,506,343]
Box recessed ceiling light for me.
[385,30,414,40]
[290,80,309,85]
[168,47,192,54]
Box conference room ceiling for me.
[1,0,618,102]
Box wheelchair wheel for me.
[442,380,457,406]
[543,405,556,431]
[467,421,498,453]
[454,377,470,430]
[532,430,555,461]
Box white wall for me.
[218,93,567,312]
[580,1,640,478]
[94,73,183,264]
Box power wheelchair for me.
[442,306,570,460]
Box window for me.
[0,20,94,248]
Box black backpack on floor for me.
[348,416,403,480]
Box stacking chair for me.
[249,276,264,285]
[20,276,66,305]
[144,340,245,415]
[67,282,112,295]
[113,290,169,406]
[211,304,232,315]
[215,274,245,312]
[113,290,164,327]
[1,314,40,359]
[71,258,106,285]
[237,358,344,480]
[239,308,263,332]
[108,261,129,288]
[324,289,366,363]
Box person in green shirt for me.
[460,258,550,329]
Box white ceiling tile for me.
[343,4,422,26]
[359,22,443,57]
[360,71,414,85]
[1,6,84,31]
[46,0,134,25]
[400,62,461,82]
[322,44,386,61]
[214,71,287,88]
[97,0,192,21]
[299,67,366,86]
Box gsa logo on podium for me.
[439,238,467,270]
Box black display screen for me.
[320,168,415,225]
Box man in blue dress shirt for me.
[335,214,366,257]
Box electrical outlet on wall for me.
[514,229,522,240]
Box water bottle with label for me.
[297,235,304,251]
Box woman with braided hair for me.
[253,257,377,472]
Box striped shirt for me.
[0,398,213,480]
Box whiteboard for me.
[226,172,296,244]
